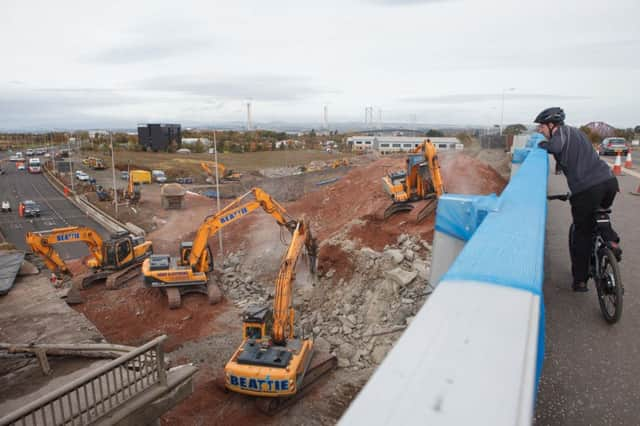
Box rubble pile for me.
[217,233,433,371]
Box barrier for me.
[340,134,547,425]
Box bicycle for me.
[547,193,623,323]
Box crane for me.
[381,139,445,222]
[26,226,153,289]
[142,187,299,309]
[223,219,336,415]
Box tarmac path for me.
[535,159,640,424]
[0,152,108,260]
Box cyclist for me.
[535,107,621,292]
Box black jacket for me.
[539,125,613,195]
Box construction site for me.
[0,140,510,425]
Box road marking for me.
[30,182,70,226]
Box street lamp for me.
[110,132,118,219]
[500,88,516,136]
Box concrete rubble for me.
[216,233,432,372]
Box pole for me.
[500,89,505,136]
[110,132,118,219]
[68,138,74,194]
[213,130,223,254]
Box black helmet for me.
[534,107,565,124]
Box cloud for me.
[0,87,145,129]
[402,93,590,104]
[84,39,213,64]
[136,74,337,102]
[369,0,457,4]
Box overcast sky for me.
[2,0,639,130]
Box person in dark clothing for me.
[535,107,621,292]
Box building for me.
[347,135,463,154]
[181,138,211,146]
[137,124,181,151]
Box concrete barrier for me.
[340,135,547,425]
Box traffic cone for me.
[612,152,623,176]
[631,182,640,196]
[624,150,633,169]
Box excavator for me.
[26,226,153,289]
[381,139,445,222]
[223,219,336,415]
[201,161,241,183]
[142,187,298,309]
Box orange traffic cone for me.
[624,150,633,169]
[612,152,623,176]
[632,181,640,196]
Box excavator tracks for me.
[105,262,144,289]
[383,202,414,220]
[255,351,338,416]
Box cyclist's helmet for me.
[534,107,565,124]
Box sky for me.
[2,0,639,130]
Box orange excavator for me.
[381,139,445,222]
[223,218,336,415]
[26,226,153,289]
[200,161,241,183]
[142,187,301,309]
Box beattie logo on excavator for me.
[229,375,289,392]
[56,232,80,242]
[220,207,249,224]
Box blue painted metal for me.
[434,194,500,241]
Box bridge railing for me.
[340,135,547,425]
[0,335,168,426]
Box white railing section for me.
[0,336,168,426]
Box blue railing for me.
[340,135,547,425]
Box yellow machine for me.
[223,219,336,415]
[201,161,241,182]
[142,187,298,309]
[331,158,349,168]
[82,157,106,169]
[381,139,445,222]
[119,172,141,204]
[26,226,153,289]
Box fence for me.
[0,336,168,426]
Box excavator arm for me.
[272,220,317,345]
[188,187,297,272]
[25,226,105,272]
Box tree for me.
[580,125,601,145]
[634,125,640,133]
[193,140,206,153]
[426,129,444,137]
[503,124,527,135]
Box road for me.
[535,162,640,423]
[0,153,109,260]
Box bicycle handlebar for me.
[547,193,570,201]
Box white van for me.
[152,170,167,183]
[28,158,41,173]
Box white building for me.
[347,135,463,154]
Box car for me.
[598,138,629,156]
[17,163,26,171]
[20,200,41,217]
[75,171,90,181]
[120,171,130,180]
[1,201,10,212]
[152,170,167,183]
[25,149,34,156]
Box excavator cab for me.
[242,306,273,340]
[179,242,213,272]
[104,235,135,269]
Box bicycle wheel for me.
[595,247,623,324]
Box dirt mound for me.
[73,280,231,352]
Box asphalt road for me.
[0,153,109,260]
[536,161,640,424]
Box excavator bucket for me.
[416,199,438,223]
[383,202,414,220]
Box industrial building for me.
[347,135,463,154]
[137,124,181,151]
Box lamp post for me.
[68,138,74,194]
[212,130,223,254]
[500,88,515,136]
[110,132,118,219]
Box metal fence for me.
[0,335,167,426]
